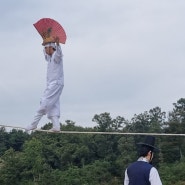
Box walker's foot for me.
[25,125,37,132]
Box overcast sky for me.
[1,0,185,129]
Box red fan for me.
[33,18,67,44]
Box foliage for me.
[0,98,185,184]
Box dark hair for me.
[139,145,153,157]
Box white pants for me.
[31,83,64,127]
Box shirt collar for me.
[137,157,149,163]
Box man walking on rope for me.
[26,36,64,132]
[124,136,162,185]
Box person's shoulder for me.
[150,166,158,172]
[127,161,139,168]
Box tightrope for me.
[0,124,185,136]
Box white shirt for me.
[44,45,64,86]
[124,157,162,185]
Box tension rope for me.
[0,124,185,136]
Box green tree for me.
[128,107,165,134]
[0,127,9,156]
[92,112,125,132]
[0,148,23,185]
[162,98,185,163]
[22,138,50,183]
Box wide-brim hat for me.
[137,136,159,152]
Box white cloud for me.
[0,0,185,129]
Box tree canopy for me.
[0,98,185,185]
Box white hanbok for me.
[26,44,64,131]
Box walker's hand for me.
[55,36,60,46]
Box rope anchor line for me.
[0,124,185,136]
